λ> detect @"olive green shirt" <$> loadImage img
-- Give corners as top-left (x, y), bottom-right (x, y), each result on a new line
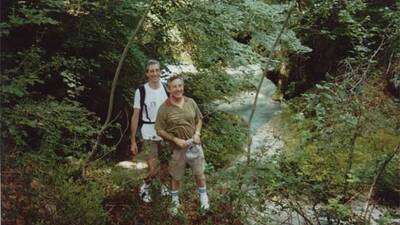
top-left (155, 97), bottom-right (202, 146)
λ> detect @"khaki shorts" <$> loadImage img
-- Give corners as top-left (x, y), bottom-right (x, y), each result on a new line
top-left (169, 147), bottom-right (206, 181)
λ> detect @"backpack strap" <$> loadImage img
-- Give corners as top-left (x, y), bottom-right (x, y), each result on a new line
top-left (137, 85), bottom-right (145, 133)
top-left (139, 85), bottom-right (153, 125)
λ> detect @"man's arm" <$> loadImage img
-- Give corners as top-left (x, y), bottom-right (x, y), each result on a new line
top-left (193, 119), bottom-right (202, 144)
top-left (156, 129), bottom-right (188, 149)
top-left (156, 129), bottom-right (175, 142)
top-left (192, 98), bottom-right (203, 144)
top-left (130, 108), bottom-right (140, 156)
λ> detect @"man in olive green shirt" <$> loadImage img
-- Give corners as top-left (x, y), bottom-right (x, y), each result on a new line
top-left (155, 76), bottom-right (210, 214)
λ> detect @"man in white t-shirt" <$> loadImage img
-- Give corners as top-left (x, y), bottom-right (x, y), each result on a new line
top-left (130, 59), bottom-right (169, 202)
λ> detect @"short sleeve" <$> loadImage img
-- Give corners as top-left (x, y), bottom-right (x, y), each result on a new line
top-left (192, 99), bottom-right (203, 122)
top-left (133, 88), bottom-right (140, 109)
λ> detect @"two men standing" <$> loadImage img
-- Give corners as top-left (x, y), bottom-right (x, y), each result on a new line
top-left (131, 60), bottom-right (209, 213)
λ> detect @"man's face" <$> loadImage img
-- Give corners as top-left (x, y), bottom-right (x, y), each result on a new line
top-left (146, 64), bottom-right (161, 83)
top-left (168, 78), bottom-right (184, 99)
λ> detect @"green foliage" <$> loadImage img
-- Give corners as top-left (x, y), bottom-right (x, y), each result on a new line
top-left (375, 152), bottom-right (400, 206)
top-left (2, 99), bottom-right (100, 158)
top-left (288, 79), bottom-right (398, 182)
top-left (323, 197), bottom-right (352, 221)
top-left (166, 1), bottom-right (309, 68)
top-left (6, 1), bottom-right (59, 27)
top-left (52, 180), bottom-right (108, 225)
top-left (202, 111), bottom-right (248, 169)
top-left (2, 0), bottom-right (153, 102)
top-left (89, 162), bottom-right (144, 196)
top-left (19, 155), bottom-right (109, 225)
top-left (279, 0), bottom-right (400, 97)
top-left (1, 0), bottom-right (153, 161)
top-left (1, 47), bottom-right (45, 101)
top-left (298, 0), bottom-right (391, 48)
top-left (272, 72), bottom-right (400, 223)
top-left (184, 69), bottom-right (247, 105)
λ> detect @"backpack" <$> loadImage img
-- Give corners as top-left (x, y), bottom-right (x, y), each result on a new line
top-left (136, 82), bottom-right (169, 140)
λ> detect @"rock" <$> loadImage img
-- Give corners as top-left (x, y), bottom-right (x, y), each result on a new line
top-left (116, 161), bottom-right (148, 170)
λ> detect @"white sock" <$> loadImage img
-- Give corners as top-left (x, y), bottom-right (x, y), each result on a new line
top-left (198, 187), bottom-right (207, 198)
top-left (171, 190), bottom-right (179, 205)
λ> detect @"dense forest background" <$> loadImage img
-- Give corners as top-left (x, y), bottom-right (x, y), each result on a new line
top-left (1, 0), bottom-right (399, 224)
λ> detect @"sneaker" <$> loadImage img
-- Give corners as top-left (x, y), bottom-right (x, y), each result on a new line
top-left (161, 184), bottom-right (170, 196)
top-left (139, 183), bottom-right (152, 203)
top-left (200, 194), bottom-right (210, 211)
top-left (169, 202), bottom-right (181, 216)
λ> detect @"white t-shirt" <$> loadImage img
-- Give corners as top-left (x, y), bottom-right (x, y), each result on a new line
top-left (133, 82), bottom-right (168, 140)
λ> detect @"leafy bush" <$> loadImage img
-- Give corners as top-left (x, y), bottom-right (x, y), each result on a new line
top-left (272, 72), bottom-right (400, 224)
top-left (21, 156), bottom-right (109, 225)
top-left (0, 152), bottom-right (109, 225)
top-left (52, 179), bottom-right (108, 225)
top-left (202, 111), bottom-right (248, 169)
top-left (184, 68), bottom-right (250, 105)
top-left (281, 0), bottom-right (400, 97)
top-left (2, 99), bottom-right (100, 159)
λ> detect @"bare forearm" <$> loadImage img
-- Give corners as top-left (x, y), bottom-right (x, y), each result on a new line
top-left (195, 119), bottom-right (202, 135)
top-left (157, 129), bottom-right (189, 149)
top-left (131, 109), bottom-right (140, 142)
top-left (157, 129), bottom-right (177, 142)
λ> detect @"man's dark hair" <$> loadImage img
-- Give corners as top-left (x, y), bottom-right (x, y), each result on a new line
top-left (145, 59), bottom-right (160, 72)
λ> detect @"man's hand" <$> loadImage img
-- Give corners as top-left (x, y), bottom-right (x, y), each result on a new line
top-left (174, 137), bottom-right (188, 149)
top-left (193, 133), bottom-right (201, 144)
top-left (130, 141), bottom-right (138, 157)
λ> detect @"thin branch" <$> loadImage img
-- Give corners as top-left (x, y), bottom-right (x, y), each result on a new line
top-left (94, 110), bottom-right (130, 162)
top-left (345, 191), bottom-right (361, 204)
top-left (385, 52), bottom-right (394, 75)
top-left (287, 198), bottom-right (314, 225)
top-left (246, 2), bottom-right (296, 164)
top-left (351, 38), bottom-right (386, 92)
top-left (85, 111), bottom-right (122, 162)
top-left (343, 110), bottom-right (363, 197)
